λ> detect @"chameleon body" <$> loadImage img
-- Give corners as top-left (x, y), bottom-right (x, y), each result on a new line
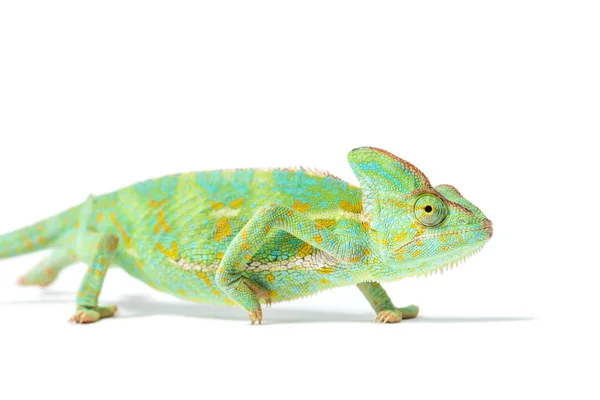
top-left (0, 147), bottom-right (492, 324)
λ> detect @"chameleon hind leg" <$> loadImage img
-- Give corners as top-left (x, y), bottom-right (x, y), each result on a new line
top-left (69, 232), bottom-right (119, 324)
top-left (17, 248), bottom-right (78, 287)
top-left (357, 282), bottom-right (419, 323)
top-left (216, 203), bottom-right (345, 324)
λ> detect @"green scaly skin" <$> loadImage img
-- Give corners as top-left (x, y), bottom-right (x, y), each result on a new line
top-left (0, 147), bottom-right (492, 324)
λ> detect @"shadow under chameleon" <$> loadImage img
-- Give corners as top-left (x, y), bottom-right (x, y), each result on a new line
top-left (0, 290), bottom-right (535, 324)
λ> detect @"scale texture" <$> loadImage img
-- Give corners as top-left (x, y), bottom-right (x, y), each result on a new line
top-left (0, 147), bottom-right (492, 324)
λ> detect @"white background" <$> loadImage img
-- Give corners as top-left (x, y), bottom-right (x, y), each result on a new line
top-left (0, 1), bottom-right (598, 399)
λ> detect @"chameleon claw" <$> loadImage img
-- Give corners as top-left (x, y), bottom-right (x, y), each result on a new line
top-left (375, 310), bottom-right (402, 324)
top-left (249, 308), bottom-right (263, 325)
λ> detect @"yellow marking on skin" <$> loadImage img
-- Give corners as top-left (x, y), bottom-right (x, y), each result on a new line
top-left (24, 236), bottom-right (34, 250)
top-left (211, 289), bottom-right (222, 297)
top-left (320, 278), bottom-right (330, 284)
top-left (441, 246), bottom-right (450, 251)
top-left (229, 197), bottom-right (244, 209)
top-left (221, 277), bottom-right (229, 283)
top-left (340, 200), bottom-right (362, 213)
top-left (150, 199), bottom-right (167, 208)
top-left (415, 240), bottom-right (423, 246)
top-left (210, 201), bottom-right (225, 210)
top-left (315, 219), bottom-right (336, 230)
top-left (318, 267), bottom-right (334, 274)
top-left (415, 228), bottom-right (425, 237)
top-left (265, 225), bottom-right (271, 234)
top-left (87, 266), bottom-right (93, 273)
top-left (286, 210), bottom-right (294, 217)
top-left (73, 221), bottom-right (80, 229)
top-left (154, 210), bottom-right (171, 234)
top-left (439, 235), bottom-right (446, 243)
top-left (291, 200), bottom-right (311, 212)
top-left (94, 270), bottom-right (104, 276)
top-left (224, 298), bottom-right (236, 305)
top-left (77, 291), bottom-right (86, 297)
top-left (241, 242), bottom-right (249, 251)
top-left (297, 242), bottom-right (313, 257)
top-left (363, 249), bottom-right (372, 255)
top-left (396, 248), bottom-right (406, 261)
top-left (64, 218), bottom-right (71, 226)
top-left (214, 217), bottom-right (232, 242)
top-left (361, 222), bottom-right (370, 231)
top-left (411, 221), bottom-right (419, 229)
top-left (245, 254), bottom-right (253, 261)
top-left (195, 271), bottom-right (213, 288)
top-left (99, 258), bottom-right (108, 267)
top-left (268, 290), bottom-right (278, 298)
top-left (314, 234), bottom-right (323, 244)
top-left (392, 232), bottom-right (407, 242)
top-left (265, 273), bottom-right (275, 283)
top-left (348, 256), bottom-right (361, 263)
top-left (242, 228), bottom-right (248, 239)
top-left (178, 289), bottom-right (188, 297)
top-left (110, 213), bottom-right (132, 248)
top-left (381, 238), bottom-right (389, 246)
top-left (216, 251), bottom-right (224, 261)
top-left (36, 236), bottom-right (45, 245)
top-left (156, 241), bottom-right (180, 260)
top-left (96, 212), bottom-right (103, 223)
top-left (412, 249), bottom-right (422, 258)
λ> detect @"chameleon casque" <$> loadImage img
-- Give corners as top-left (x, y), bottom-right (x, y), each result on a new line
top-left (0, 147), bottom-right (492, 324)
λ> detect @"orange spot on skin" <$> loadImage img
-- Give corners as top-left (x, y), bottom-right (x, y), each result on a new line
top-left (214, 218), bottom-right (232, 242)
top-left (348, 256), bottom-right (361, 263)
top-left (392, 232), bottom-right (407, 242)
top-left (415, 240), bottom-right (424, 246)
top-left (73, 221), bottom-right (80, 229)
top-left (94, 269), bottom-right (104, 276)
top-left (211, 289), bottom-right (222, 297)
top-left (291, 200), bottom-right (311, 212)
top-left (315, 219), bottom-right (336, 230)
top-left (381, 238), bottom-right (389, 246)
top-left (318, 267), bottom-right (334, 274)
top-left (241, 242), bottom-right (250, 251)
top-left (150, 199), bottom-right (167, 208)
top-left (242, 228), bottom-right (248, 239)
top-left (314, 234), bottom-right (323, 244)
top-left (96, 212), bottom-right (103, 223)
top-left (195, 271), bottom-right (213, 288)
top-left (265, 273), bottom-right (275, 283)
top-left (441, 246), bottom-right (449, 251)
top-left (363, 249), bottom-right (372, 255)
top-left (412, 249), bottom-right (422, 258)
top-left (286, 210), bottom-right (294, 217)
top-left (156, 241), bottom-right (180, 260)
top-left (224, 298), bottom-right (236, 305)
top-left (36, 236), bottom-right (45, 245)
top-left (216, 251), bottom-right (224, 261)
top-left (361, 222), bottom-right (371, 231)
top-left (178, 289), bottom-right (188, 297)
top-left (154, 210), bottom-right (171, 234)
top-left (245, 254), bottom-right (253, 261)
top-left (268, 290), bottom-right (278, 298)
top-left (340, 200), bottom-right (362, 213)
top-left (320, 278), bottom-right (330, 284)
top-left (265, 226), bottom-right (271, 234)
top-left (297, 242), bottom-right (313, 258)
top-left (229, 197), bottom-right (244, 209)
top-left (110, 213), bottom-right (132, 248)
top-left (210, 201), bottom-right (225, 210)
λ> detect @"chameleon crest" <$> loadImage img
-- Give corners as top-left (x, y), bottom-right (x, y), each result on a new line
top-left (0, 147), bottom-right (492, 324)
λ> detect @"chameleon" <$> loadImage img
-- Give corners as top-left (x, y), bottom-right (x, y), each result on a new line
top-left (0, 147), bottom-right (492, 324)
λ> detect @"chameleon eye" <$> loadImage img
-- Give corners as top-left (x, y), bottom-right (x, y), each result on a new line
top-left (414, 194), bottom-right (447, 227)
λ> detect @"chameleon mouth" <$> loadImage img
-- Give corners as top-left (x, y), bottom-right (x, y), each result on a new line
top-left (397, 226), bottom-right (491, 251)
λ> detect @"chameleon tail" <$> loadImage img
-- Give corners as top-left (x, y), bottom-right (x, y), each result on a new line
top-left (0, 204), bottom-right (82, 260)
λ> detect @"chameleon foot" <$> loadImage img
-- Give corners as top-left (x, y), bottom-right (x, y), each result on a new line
top-left (248, 308), bottom-right (263, 325)
top-left (243, 278), bottom-right (272, 307)
top-left (16, 270), bottom-right (57, 288)
top-left (375, 305), bottom-right (419, 324)
top-left (68, 305), bottom-right (118, 324)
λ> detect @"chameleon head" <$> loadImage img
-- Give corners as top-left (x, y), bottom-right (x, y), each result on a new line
top-left (348, 147), bottom-right (493, 279)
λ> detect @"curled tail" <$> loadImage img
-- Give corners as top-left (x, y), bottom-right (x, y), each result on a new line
top-left (0, 204), bottom-right (83, 260)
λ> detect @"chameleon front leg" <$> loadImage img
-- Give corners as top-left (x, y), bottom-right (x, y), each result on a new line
top-left (69, 232), bottom-right (120, 324)
top-left (357, 282), bottom-right (419, 323)
top-left (216, 203), bottom-right (345, 324)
